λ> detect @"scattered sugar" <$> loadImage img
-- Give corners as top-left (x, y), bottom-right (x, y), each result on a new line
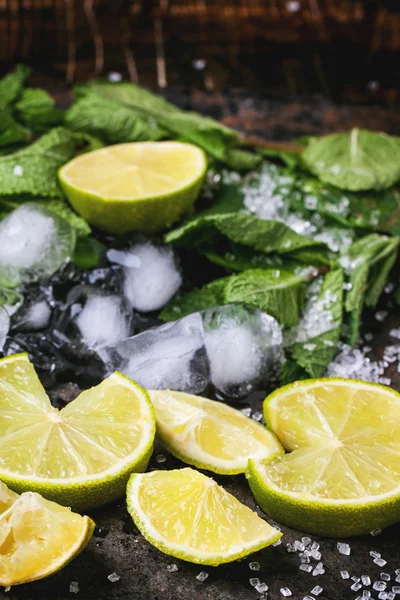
top-left (362, 592), bottom-right (371, 599)
top-left (337, 542), bottom-right (351, 555)
top-left (255, 583), bottom-right (268, 593)
top-left (381, 574), bottom-right (391, 581)
top-left (70, 582), bottom-right (79, 594)
top-left (196, 571), bottom-right (209, 582)
top-left (242, 407), bottom-right (252, 416)
top-left (107, 573), bottom-right (120, 583)
top-left (155, 454), bottom-right (167, 464)
top-left (326, 344), bottom-right (384, 382)
top-left (392, 586), bottom-right (400, 594)
top-left (351, 582), bottom-right (362, 591)
top-left (378, 593), bottom-right (388, 600)
top-left (249, 562), bottom-right (260, 571)
top-left (374, 582), bottom-right (387, 591)
top-left (299, 564), bottom-right (313, 573)
top-left (251, 410), bottom-right (263, 422)
top-left (390, 328), bottom-right (400, 340)
top-left (311, 585), bottom-right (323, 595)
top-left (166, 564), bottom-right (178, 572)
top-left (341, 571), bottom-right (350, 579)
top-left (280, 588), bottom-right (292, 597)
top-left (374, 558), bottom-right (387, 567)
top-left (362, 575), bottom-right (371, 586)
top-left (370, 551), bottom-right (381, 558)
top-left (370, 529), bottom-right (382, 540)
top-left (312, 562), bottom-right (325, 576)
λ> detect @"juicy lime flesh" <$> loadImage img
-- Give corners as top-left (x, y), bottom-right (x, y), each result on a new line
top-left (128, 468), bottom-right (281, 563)
top-left (263, 379), bottom-right (400, 501)
top-left (0, 354), bottom-right (153, 480)
top-left (149, 390), bottom-right (283, 472)
top-left (0, 483), bottom-right (92, 586)
top-left (60, 142), bottom-right (206, 200)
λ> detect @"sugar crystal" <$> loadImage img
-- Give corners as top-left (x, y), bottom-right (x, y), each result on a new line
top-left (250, 578), bottom-right (260, 587)
top-left (311, 585), bottom-right (323, 595)
top-left (196, 571), bottom-right (209, 582)
top-left (249, 562), bottom-right (260, 571)
top-left (280, 588), bottom-right (292, 597)
top-left (299, 564), bottom-right (313, 573)
top-left (374, 582), bottom-right (387, 591)
top-left (70, 582), bottom-right (79, 594)
top-left (337, 542), bottom-right (351, 555)
top-left (255, 583), bottom-right (268, 593)
top-left (107, 573), bottom-right (120, 583)
top-left (167, 564), bottom-right (178, 572)
top-left (374, 558), bottom-right (387, 567)
top-left (340, 571), bottom-right (350, 579)
top-left (361, 575), bottom-right (371, 586)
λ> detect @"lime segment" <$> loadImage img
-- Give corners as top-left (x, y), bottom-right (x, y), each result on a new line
top-left (0, 354), bottom-right (156, 510)
top-left (58, 141), bottom-right (207, 234)
top-left (0, 481), bottom-right (94, 587)
top-left (127, 468), bottom-right (282, 565)
top-left (149, 390), bottom-right (283, 474)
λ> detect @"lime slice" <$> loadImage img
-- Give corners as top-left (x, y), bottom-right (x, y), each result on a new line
top-left (0, 480), bottom-right (94, 587)
top-left (58, 141), bottom-right (207, 234)
top-left (149, 390), bottom-right (283, 474)
top-left (127, 468), bottom-right (282, 565)
top-left (247, 378), bottom-right (400, 537)
top-left (0, 354), bottom-right (156, 511)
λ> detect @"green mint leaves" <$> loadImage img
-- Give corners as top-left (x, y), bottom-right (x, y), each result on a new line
top-left (301, 129), bottom-right (400, 192)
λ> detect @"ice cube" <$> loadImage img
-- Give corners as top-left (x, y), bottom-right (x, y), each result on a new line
top-left (0, 305), bottom-right (10, 351)
top-left (202, 305), bottom-right (283, 397)
top-left (0, 204), bottom-right (75, 286)
top-left (53, 286), bottom-right (132, 368)
top-left (12, 300), bottom-right (51, 332)
top-left (75, 295), bottom-right (131, 350)
top-left (108, 242), bottom-right (182, 312)
top-left (107, 313), bottom-right (209, 393)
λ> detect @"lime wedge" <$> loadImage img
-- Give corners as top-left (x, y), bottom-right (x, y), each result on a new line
top-left (58, 141), bottom-right (207, 234)
top-left (247, 378), bottom-right (400, 536)
top-left (149, 390), bottom-right (283, 474)
top-left (0, 354), bottom-right (156, 510)
top-left (127, 468), bottom-right (282, 565)
top-left (0, 480), bottom-right (94, 587)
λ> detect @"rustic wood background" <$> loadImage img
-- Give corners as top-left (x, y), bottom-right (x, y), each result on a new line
top-left (1, 0), bottom-right (400, 104)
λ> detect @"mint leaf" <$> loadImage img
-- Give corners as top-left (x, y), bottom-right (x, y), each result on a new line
top-left (160, 268), bottom-right (306, 327)
top-left (75, 81), bottom-right (252, 168)
top-left (257, 146), bottom-right (302, 169)
top-left (301, 129), bottom-right (400, 191)
top-left (215, 213), bottom-right (327, 255)
top-left (201, 241), bottom-right (303, 273)
top-left (0, 127), bottom-right (76, 199)
top-left (159, 278), bottom-right (227, 322)
top-left (0, 64), bottom-right (30, 107)
top-left (66, 94), bottom-right (166, 144)
top-left (341, 234), bottom-right (399, 344)
top-left (224, 269), bottom-right (306, 326)
top-left (14, 89), bottom-right (64, 133)
top-left (280, 359), bottom-right (309, 385)
top-left (289, 268), bottom-right (344, 377)
top-left (0, 107), bottom-right (29, 148)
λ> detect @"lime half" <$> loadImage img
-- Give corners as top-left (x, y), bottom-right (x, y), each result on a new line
top-left (127, 468), bottom-right (282, 565)
top-left (58, 141), bottom-right (207, 234)
top-left (247, 378), bottom-right (400, 537)
top-left (149, 390), bottom-right (283, 474)
top-left (0, 354), bottom-right (156, 511)
top-left (0, 480), bottom-right (94, 587)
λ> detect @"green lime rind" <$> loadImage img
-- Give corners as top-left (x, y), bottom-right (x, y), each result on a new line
top-left (246, 457), bottom-right (400, 537)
